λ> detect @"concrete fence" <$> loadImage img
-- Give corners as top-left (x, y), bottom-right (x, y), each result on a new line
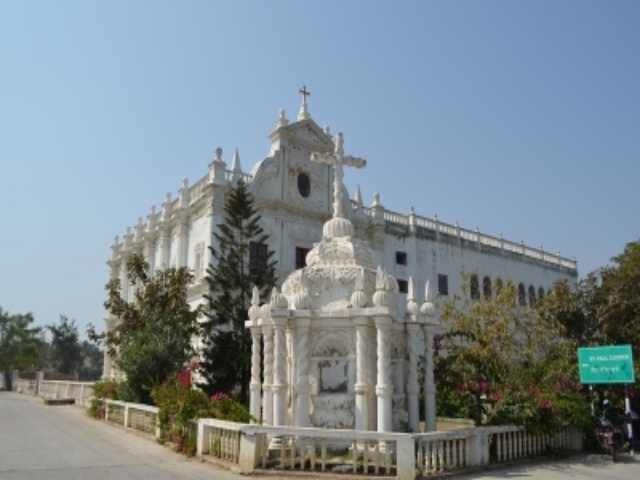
top-left (95, 398), bottom-right (582, 480)
top-left (11, 379), bottom-right (583, 479)
top-left (11, 371), bottom-right (94, 407)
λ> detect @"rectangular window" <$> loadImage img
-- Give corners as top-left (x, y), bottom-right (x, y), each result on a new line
top-left (249, 242), bottom-right (268, 279)
top-left (295, 247), bottom-right (310, 270)
top-left (438, 274), bottom-right (449, 296)
top-left (397, 279), bottom-right (408, 294)
top-left (395, 251), bottom-right (407, 265)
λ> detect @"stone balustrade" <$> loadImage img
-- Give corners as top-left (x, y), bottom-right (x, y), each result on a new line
top-left (12, 383), bottom-right (582, 479)
top-left (38, 381), bottom-right (95, 407)
top-left (102, 399), bottom-right (162, 438)
top-left (355, 202), bottom-right (577, 272)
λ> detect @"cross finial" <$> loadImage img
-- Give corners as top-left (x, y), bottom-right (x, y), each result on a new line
top-left (298, 85), bottom-right (311, 120)
top-left (299, 85), bottom-right (310, 103)
top-left (311, 132), bottom-right (366, 219)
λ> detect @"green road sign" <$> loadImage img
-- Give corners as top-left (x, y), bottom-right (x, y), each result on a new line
top-left (578, 345), bottom-right (635, 384)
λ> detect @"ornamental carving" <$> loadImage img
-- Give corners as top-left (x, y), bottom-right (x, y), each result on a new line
top-left (310, 394), bottom-right (355, 429)
top-left (390, 327), bottom-right (407, 359)
top-left (392, 394), bottom-right (409, 431)
top-left (310, 329), bottom-right (354, 357)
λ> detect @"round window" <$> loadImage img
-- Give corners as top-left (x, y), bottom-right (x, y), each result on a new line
top-left (297, 172), bottom-right (311, 198)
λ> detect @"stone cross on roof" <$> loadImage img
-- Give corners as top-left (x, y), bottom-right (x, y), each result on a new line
top-left (311, 132), bottom-right (366, 219)
top-left (298, 85), bottom-right (311, 120)
top-left (299, 85), bottom-right (310, 103)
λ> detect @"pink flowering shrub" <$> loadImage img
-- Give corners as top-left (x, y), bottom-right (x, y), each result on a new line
top-left (151, 369), bottom-right (252, 456)
top-left (434, 277), bottom-right (591, 433)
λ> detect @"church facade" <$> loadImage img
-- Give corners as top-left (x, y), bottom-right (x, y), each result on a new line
top-left (103, 93), bottom-right (578, 383)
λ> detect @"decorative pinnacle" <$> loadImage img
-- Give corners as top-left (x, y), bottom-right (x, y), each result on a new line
top-left (311, 132), bottom-right (366, 220)
top-left (248, 286), bottom-right (261, 324)
top-left (298, 85), bottom-right (310, 120)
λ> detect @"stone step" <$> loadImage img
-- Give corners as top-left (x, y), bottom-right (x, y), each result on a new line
top-left (43, 397), bottom-right (75, 406)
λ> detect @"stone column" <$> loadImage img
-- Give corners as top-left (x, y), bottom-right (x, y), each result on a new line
top-left (249, 325), bottom-right (262, 423)
top-left (294, 317), bottom-right (311, 427)
top-left (423, 323), bottom-right (436, 432)
top-left (354, 316), bottom-right (369, 431)
top-left (160, 228), bottom-right (171, 268)
top-left (421, 282), bottom-right (438, 432)
top-left (374, 316), bottom-right (393, 433)
top-left (406, 322), bottom-right (421, 433)
top-left (144, 239), bottom-right (156, 276)
top-left (262, 324), bottom-right (274, 426)
top-left (272, 317), bottom-right (287, 429)
top-left (178, 220), bottom-right (189, 267)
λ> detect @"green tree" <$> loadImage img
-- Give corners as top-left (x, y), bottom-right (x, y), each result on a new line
top-left (537, 240), bottom-right (640, 411)
top-left (199, 180), bottom-right (277, 405)
top-left (594, 241), bottom-right (640, 348)
top-left (46, 315), bottom-right (82, 376)
top-left (435, 277), bottom-right (589, 432)
top-left (0, 308), bottom-right (45, 390)
top-left (100, 254), bottom-right (203, 404)
top-left (78, 341), bottom-right (104, 381)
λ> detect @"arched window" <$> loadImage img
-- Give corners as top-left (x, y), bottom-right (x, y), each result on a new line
top-left (518, 283), bottom-right (526, 306)
top-left (538, 287), bottom-right (545, 300)
top-left (470, 274), bottom-right (480, 300)
top-left (495, 278), bottom-right (503, 296)
top-left (483, 276), bottom-right (492, 299)
top-left (528, 285), bottom-right (536, 307)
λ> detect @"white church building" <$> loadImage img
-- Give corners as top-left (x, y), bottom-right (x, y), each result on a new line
top-left (104, 91), bottom-right (578, 432)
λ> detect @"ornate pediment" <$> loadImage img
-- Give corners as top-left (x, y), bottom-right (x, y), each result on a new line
top-left (269, 117), bottom-right (334, 155)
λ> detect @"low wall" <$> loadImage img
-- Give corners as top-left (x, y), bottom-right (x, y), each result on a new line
top-left (11, 371), bottom-right (95, 407)
top-left (88, 398), bottom-right (583, 479)
top-left (12, 381), bottom-right (583, 480)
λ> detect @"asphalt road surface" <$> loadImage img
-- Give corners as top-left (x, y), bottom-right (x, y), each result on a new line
top-left (1, 391), bottom-right (637, 480)
top-left (456, 453), bottom-right (638, 479)
top-left (0, 391), bottom-right (240, 480)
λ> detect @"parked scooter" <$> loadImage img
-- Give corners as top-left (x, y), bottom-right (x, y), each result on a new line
top-left (594, 399), bottom-right (625, 462)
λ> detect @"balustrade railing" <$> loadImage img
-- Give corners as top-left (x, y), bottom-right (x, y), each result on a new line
top-left (11, 375), bottom-right (581, 479)
top-left (357, 205), bottom-right (577, 271)
top-left (102, 399), bottom-right (161, 438)
top-left (38, 381), bottom-right (94, 406)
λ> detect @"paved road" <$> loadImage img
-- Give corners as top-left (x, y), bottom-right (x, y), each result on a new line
top-left (0, 391), bottom-right (240, 480)
top-left (452, 452), bottom-right (638, 480)
top-left (1, 391), bottom-right (637, 479)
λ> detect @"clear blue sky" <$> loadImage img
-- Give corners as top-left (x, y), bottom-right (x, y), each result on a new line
top-left (1, 1), bottom-right (638, 338)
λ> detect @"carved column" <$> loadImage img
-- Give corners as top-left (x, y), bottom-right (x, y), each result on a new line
top-left (262, 324), bottom-right (274, 426)
top-left (421, 282), bottom-right (438, 432)
top-left (374, 316), bottom-right (393, 433)
top-left (249, 325), bottom-right (262, 423)
top-left (272, 316), bottom-right (288, 429)
top-left (174, 218), bottom-right (188, 268)
top-left (144, 239), bottom-right (156, 276)
top-left (406, 323), bottom-right (421, 432)
top-left (423, 323), bottom-right (437, 432)
top-left (160, 228), bottom-right (171, 268)
top-left (354, 316), bottom-right (369, 431)
top-left (295, 317), bottom-right (311, 427)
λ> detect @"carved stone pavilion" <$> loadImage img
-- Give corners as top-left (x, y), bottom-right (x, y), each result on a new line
top-left (245, 131), bottom-right (439, 434)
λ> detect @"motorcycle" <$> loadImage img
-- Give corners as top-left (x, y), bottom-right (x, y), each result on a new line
top-left (594, 400), bottom-right (625, 462)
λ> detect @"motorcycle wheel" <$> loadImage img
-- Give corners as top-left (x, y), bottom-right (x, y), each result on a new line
top-left (611, 445), bottom-right (618, 463)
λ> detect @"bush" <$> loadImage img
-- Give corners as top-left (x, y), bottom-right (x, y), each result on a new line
top-left (87, 378), bottom-right (122, 418)
top-left (151, 373), bottom-right (252, 456)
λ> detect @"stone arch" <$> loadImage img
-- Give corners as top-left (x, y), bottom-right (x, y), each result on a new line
top-left (528, 285), bottom-right (536, 307)
top-left (483, 276), bottom-right (492, 299)
top-left (518, 283), bottom-right (526, 306)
